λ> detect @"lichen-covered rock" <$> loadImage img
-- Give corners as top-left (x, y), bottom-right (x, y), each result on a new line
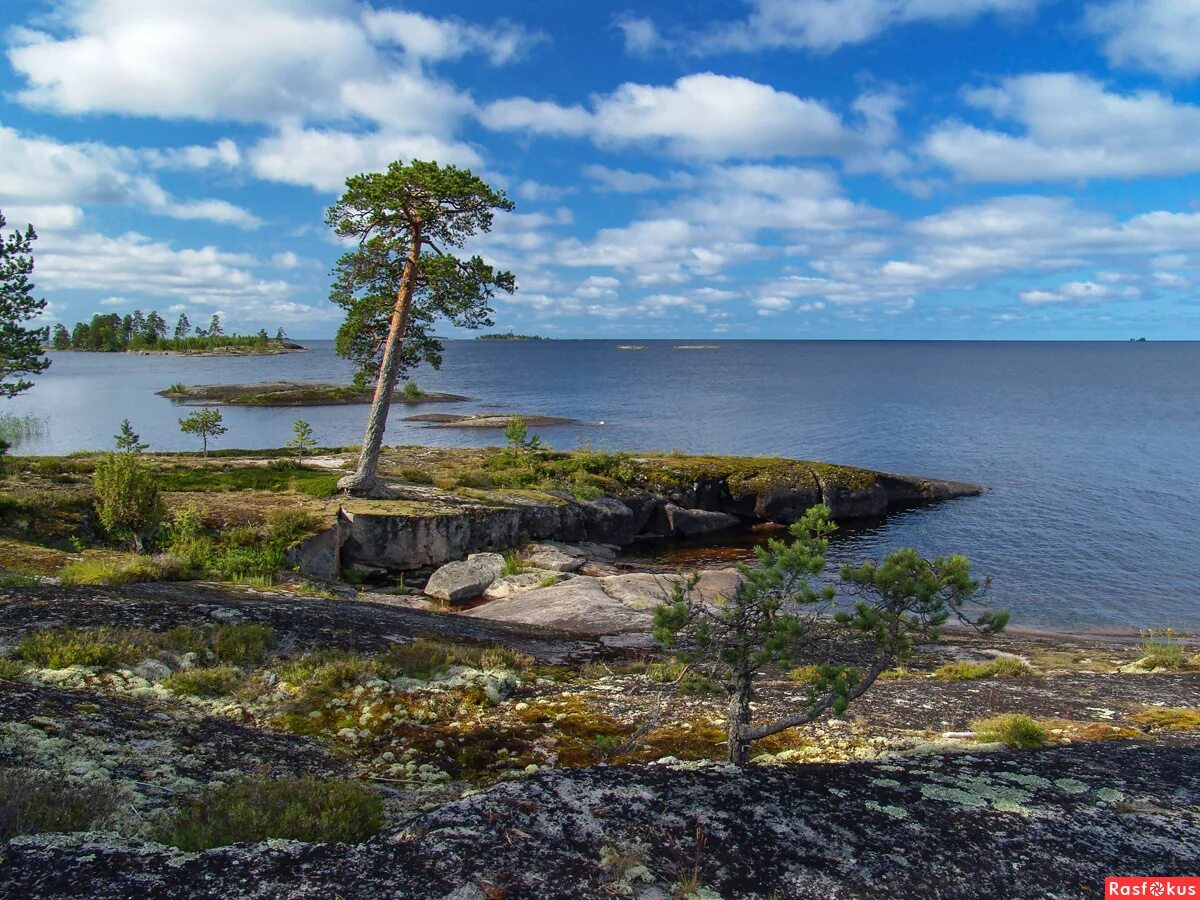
top-left (3, 741), bottom-right (1196, 899)
top-left (424, 553), bottom-right (505, 602)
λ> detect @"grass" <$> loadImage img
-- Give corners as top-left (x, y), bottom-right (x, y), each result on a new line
top-left (162, 666), bottom-right (243, 698)
top-left (0, 769), bottom-right (119, 840)
top-left (0, 569), bottom-right (41, 587)
top-left (164, 776), bottom-right (383, 850)
top-left (0, 413), bottom-right (45, 450)
top-left (501, 552), bottom-right (524, 576)
top-left (14, 626), bottom-right (158, 669)
top-left (1130, 707), bottom-right (1200, 732)
top-left (59, 552), bottom-right (184, 586)
top-left (935, 657), bottom-right (1036, 680)
top-left (0, 658), bottom-right (28, 679)
top-left (381, 639), bottom-right (534, 679)
top-left (971, 714), bottom-right (1048, 749)
top-left (1137, 628), bottom-right (1190, 669)
top-left (156, 460), bottom-right (339, 497)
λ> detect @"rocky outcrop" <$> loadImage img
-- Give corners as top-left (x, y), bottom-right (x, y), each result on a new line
top-left (302, 462), bottom-right (983, 577)
top-left (423, 553), bottom-right (506, 602)
top-left (5, 741), bottom-right (1197, 899)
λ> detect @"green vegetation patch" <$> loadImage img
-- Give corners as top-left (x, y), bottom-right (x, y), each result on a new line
top-left (1137, 628), bottom-right (1191, 669)
top-left (0, 769), bottom-right (120, 841)
top-left (972, 714), bottom-right (1048, 749)
top-left (156, 460), bottom-right (339, 497)
top-left (164, 776), bottom-right (384, 850)
top-left (1130, 707), bottom-right (1200, 732)
top-left (15, 626), bottom-right (159, 670)
top-left (162, 666), bottom-right (244, 698)
top-left (936, 657), bottom-right (1036, 680)
top-left (210, 624), bottom-right (275, 667)
top-left (59, 552), bottom-right (184, 586)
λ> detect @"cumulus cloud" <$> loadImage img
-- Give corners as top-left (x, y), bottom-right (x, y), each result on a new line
top-left (481, 73), bottom-right (851, 159)
top-left (678, 0), bottom-right (1038, 54)
top-left (1086, 0), bottom-right (1200, 78)
top-left (0, 126), bottom-right (260, 227)
top-left (925, 73), bottom-right (1200, 181)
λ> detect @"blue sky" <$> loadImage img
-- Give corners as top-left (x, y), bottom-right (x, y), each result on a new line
top-left (3, 0), bottom-right (1200, 339)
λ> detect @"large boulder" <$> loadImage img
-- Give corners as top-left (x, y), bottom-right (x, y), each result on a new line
top-left (664, 503), bottom-right (741, 537)
top-left (423, 552), bottom-right (505, 602)
top-left (523, 542), bottom-right (586, 572)
top-left (580, 498), bottom-right (636, 545)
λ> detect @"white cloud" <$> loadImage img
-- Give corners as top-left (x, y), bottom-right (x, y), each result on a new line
top-left (688, 0), bottom-right (1038, 54)
top-left (0, 126), bottom-right (260, 227)
top-left (1019, 280), bottom-right (1141, 304)
top-left (246, 124), bottom-right (482, 192)
top-left (925, 73), bottom-right (1200, 181)
top-left (753, 296), bottom-right (793, 315)
top-left (614, 15), bottom-right (668, 56)
top-left (481, 73), bottom-right (850, 159)
top-left (583, 165), bottom-right (697, 193)
top-left (143, 139), bottom-right (241, 171)
top-left (1086, 0), bottom-right (1200, 78)
top-left (363, 9), bottom-right (542, 65)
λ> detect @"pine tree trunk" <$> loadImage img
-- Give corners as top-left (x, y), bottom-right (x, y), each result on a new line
top-left (339, 223), bottom-right (422, 498)
top-left (727, 670), bottom-right (754, 766)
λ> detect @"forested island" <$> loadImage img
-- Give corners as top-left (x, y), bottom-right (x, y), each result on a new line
top-left (50, 311), bottom-right (302, 355)
top-left (475, 331), bottom-right (547, 341)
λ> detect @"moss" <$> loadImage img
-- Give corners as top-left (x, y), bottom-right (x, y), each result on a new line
top-left (15, 626), bottom-right (158, 669)
top-left (971, 714), bottom-right (1048, 749)
top-left (0, 769), bottom-right (120, 840)
top-left (163, 776), bottom-right (383, 850)
top-left (1129, 707), bottom-right (1200, 732)
top-left (936, 658), bottom-right (1036, 680)
top-left (0, 538), bottom-right (70, 575)
top-left (162, 666), bottom-right (243, 698)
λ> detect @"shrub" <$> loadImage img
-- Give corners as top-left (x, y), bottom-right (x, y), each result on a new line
top-left (212, 546), bottom-right (283, 580)
top-left (92, 452), bottom-right (165, 543)
top-left (972, 714), bottom-right (1047, 749)
top-left (0, 658), bottom-right (27, 679)
top-left (935, 657), bottom-right (1035, 680)
top-left (164, 776), bottom-right (383, 850)
top-left (0, 769), bottom-right (119, 840)
top-left (162, 625), bottom-right (207, 654)
top-left (221, 525), bottom-right (260, 548)
top-left (163, 666), bottom-right (242, 698)
top-left (210, 623), bottom-right (274, 667)
top-left (266, 509), bottom-right (321, 545)
top-left (402, 380), bottom-right (422, 398)
top-left (15, 626), bottom-right (156, 669)
top-left (1137, 628), bottom-right (1188, 669)
top-left (381, 639), bottom-right (532, 679)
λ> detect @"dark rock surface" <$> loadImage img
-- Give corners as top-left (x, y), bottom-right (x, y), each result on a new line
top-left (4, 740), bottom-right (1197, 898)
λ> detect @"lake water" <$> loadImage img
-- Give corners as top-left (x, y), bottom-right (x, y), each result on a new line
top-left (6, 340), bottom-right (1199, 631)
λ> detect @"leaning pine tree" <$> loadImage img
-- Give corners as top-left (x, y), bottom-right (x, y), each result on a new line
top-left (326, 160), bottom-right (515, 497)
top-left (0, 210), bottom-right (50, 401)
top-left (654, 505), bottom-right (1009, 765)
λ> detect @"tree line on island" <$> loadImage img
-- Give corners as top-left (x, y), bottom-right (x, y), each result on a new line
top-left (49, 310), bottom-right (291, 353)
top-left (0, 164), bottom-right (1012, 768)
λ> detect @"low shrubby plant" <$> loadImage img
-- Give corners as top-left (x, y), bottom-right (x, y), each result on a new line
top-left (935, 657), bottom-right (1036, 680)
top-left (380, 638), bottom-right (533, 679)
top-left (971, 714), bottom-right (1048, 749)
top-left (59, 552), bottom-right (183, 586)
top-left (0, 769), bottom-right (119, 840)
top-left (210, 623), bottom-right (275, 667)
top-left (162, 666), bottom-right (243, 698)
top-left (92, 452), bottom-right (165, 547)
top-left (164, 776), bottom-right (383, 850)
top-left (1137, 628), bottom-right (1189, 669)
top-left (15, 626), bottom-right (157, 669)
top-left (0, 658), bottom-right (27, 679)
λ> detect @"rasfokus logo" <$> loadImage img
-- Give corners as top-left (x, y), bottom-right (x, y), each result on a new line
top-left (1107, 878), bottom-right (1200, 897)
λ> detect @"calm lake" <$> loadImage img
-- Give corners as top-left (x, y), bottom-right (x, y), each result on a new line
top-left (6, 339), bottom-right (1199, 631)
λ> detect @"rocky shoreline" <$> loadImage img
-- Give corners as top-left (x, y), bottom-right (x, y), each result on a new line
top-left (157, 381), bottom-right (469, 407)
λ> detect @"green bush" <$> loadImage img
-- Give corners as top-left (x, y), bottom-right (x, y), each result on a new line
top-left (266, 508), bottom-right (321, 544)
top-left (0, 658), bottom-right (27, 680)
top-left (0, 769), bottom-right (119, 840)
top-left (15, 627), bottom-right (156, 669)
top-left (210, 623), bottom-right (275, 667)
top-left (972, 714), bottom-right (1047, 749)
top-left (163, 666), bottom-right (242, 698)
top-left (936, 657), bottom-right (1035, 680)
top-left (164, 776), bottom-right (383, 850)
top-left (162, 625), bottom-right (207, 654)
top-left (380, 639), bottom-right (533, 679)
top-left (92, 452), bottom-right (165, 542)
top-left (1137, 628), bottom-right (1189, 669)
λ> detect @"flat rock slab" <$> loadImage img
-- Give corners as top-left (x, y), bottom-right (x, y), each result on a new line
top-left (462, 569), bottom-right (742, 635)
top-left (4, 740), bottom-right (1197, 898)
top-left (0, 584), bottom-right (600, 665)
top-left (404, 413), bottom-right (580, 427)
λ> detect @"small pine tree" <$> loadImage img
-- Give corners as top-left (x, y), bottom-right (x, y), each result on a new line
top-left (179, 407), bottom-right (227, 456)
top-left (503, 415), bottom-right (542, 453)
top-left (0, 211), bottom-right (50, 398)
top-left (653, 505), bottom-right (1008, 765)
top-left (174, 313), bottom-right (191, 341)
top-left (92, 452), bottom-right (165, 549)
top-left (51, 324), bottom-right (70, 350)
top-left (114, 419), bottom-right (149, 453)
top-left (287, 419), bottom-right (317, 460)
top-left (208, 313), bottom-right (223, 337)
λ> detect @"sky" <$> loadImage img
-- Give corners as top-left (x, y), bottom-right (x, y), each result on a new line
top-left (2, 0), bottom-right (1200, 340)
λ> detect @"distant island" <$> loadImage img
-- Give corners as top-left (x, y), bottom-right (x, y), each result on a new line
top-left (50, 311), bottom-right (303, 356)
top-left (475, 331), bottom-right (548, 341)
top-left (157, 381), bottom-right (467, 407)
